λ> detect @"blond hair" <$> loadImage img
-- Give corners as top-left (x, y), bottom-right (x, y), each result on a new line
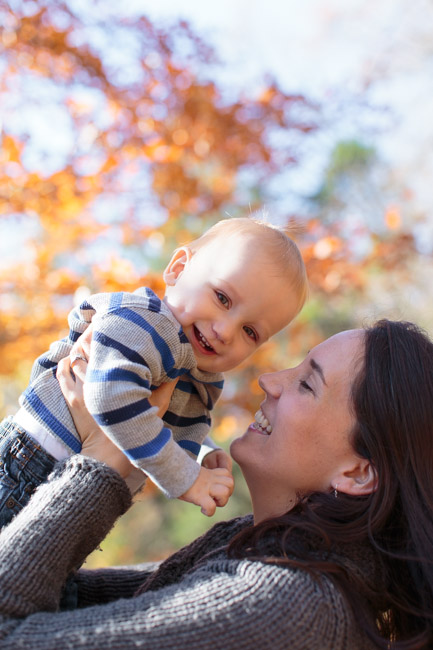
top-left (186, 217), bottom-right (308, 317)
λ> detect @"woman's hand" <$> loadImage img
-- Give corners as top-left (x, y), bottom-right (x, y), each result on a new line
top-left (149, 379), bottom-right (178, 417)
top-left (56, 330), bottom-right (178, 478)
top-left (57, 354), bottom-right (134, 478)
top-left (66, 326), bottom-right (178, 417)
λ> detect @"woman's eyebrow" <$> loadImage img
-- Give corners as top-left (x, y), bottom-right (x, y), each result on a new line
top-left (310, 358), bottom-right (327, 386)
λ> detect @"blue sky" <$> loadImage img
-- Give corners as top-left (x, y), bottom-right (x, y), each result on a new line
top-left (128, 0), bottom-right (433, 228)
top-left (2, 0), bottom-right (433, 329)
top-left (3, 0), bottom-right (433, 245)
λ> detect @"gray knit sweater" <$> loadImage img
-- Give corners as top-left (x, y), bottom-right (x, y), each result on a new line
top-left (0, 457), bottom-right (379, 649)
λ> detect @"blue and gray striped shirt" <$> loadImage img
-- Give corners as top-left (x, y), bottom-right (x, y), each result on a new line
top-left (19, 287), bottom-right (224, 497)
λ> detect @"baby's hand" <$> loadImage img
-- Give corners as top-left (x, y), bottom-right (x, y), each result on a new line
top-left (201, 448), bottom-right (233, 473)
top-left (179, 466), bottom-right (234, 517)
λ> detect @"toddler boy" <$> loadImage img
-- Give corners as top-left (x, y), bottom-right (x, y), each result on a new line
top-left (0, 217), bottom-right (307, 521)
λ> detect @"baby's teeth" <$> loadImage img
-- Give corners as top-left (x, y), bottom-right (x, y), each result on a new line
top-left (198, 331), bottom-right (213, 350)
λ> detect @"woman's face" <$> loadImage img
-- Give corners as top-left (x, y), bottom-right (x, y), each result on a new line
top-left (230, 329), bottom-right (365, 520)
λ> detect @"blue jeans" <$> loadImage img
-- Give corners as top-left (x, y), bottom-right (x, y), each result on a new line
top-left (0, 416), bottom-right (56, 524)
top-left (0, 416), bottom-right (78, 609)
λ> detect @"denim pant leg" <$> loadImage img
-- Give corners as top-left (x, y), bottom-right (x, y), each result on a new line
top-left (0, 417), bottom-right (78, 610)
top-left (0, 416), bottom-right (56, 528)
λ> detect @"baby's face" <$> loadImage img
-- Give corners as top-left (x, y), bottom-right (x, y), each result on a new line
top-left (164, 235), bottom-right (300, 373)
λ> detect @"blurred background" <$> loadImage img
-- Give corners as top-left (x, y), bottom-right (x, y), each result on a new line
top-left (1, 0), bottom-right (432, 566)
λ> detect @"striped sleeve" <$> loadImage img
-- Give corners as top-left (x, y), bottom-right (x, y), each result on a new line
top-left (83, 305), bottom-right (200, 498)
top-left (29, 303), bottom-right (94, 383)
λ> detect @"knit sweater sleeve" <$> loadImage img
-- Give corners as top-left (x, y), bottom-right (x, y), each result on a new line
top-left (83, 305), bottom-right (201, 498)
top-left (0, 556), bottom-right (370, 649)
top-left (0, 456), bottom-right (131, 618)
top-left (74, 517), bottom-right (252, 606)
top-left (74, 564), bottom-right (159, 606)
top-left (0, 458), bottom-right (373, 650)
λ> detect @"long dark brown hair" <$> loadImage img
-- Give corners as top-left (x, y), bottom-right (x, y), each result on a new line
top-left (228, 320), bottom-right (433, 648)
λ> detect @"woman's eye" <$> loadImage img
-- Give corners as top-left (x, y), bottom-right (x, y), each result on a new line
top-left (216, 291), bottom-right (230, 308)
top-left (243, 325), bottom-right (258, 341)
top-left (299, 379), bottom-right (313, 393)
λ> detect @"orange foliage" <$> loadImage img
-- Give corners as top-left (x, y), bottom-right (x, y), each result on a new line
top-left (0, 1), bottom-right (319, 384)
top-left (0, 0), bottom-right (417, 415)
top-left (385, 205), bottom-right (402, 230)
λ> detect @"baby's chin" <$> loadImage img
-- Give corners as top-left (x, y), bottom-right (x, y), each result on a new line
top-left (194, 354), bottom-right (226, 373)
top-left (195, 357), bottom-right (243, 374)
top-left (195, 360), bottom-right (224, 373)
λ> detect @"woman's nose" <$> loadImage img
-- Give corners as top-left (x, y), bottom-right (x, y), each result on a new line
top-left (258, 371), bottom-right (285, 399)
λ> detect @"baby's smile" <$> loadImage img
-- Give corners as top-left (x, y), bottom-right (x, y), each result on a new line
top-left (193, 325), bottom-right (216, 354)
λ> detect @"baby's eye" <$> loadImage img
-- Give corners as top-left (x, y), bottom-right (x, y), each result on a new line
top-left (215, 291), bottom-right (230, 308)
top-left (243, 325), bottom-right (258, 341)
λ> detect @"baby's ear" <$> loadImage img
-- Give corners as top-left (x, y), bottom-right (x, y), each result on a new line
top-left (163, 247), bottom-right (192, 286)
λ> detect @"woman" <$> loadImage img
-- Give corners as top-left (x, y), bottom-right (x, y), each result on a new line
top-left (0, 319), bottom-right (432, 648)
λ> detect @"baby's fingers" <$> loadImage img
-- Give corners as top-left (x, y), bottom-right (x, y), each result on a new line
top-left (202, 449), bottom-right (233, 472)
top-left (211, 469), bottom-right (234, 494)
top-left (212, 491), bottom-right (230, 508)
top-left (210, 477), bottom-right (235, 507)
top-left (211, 467), bottom-right (233, 480)
top-left (200, 496), bottom-right (217, 517)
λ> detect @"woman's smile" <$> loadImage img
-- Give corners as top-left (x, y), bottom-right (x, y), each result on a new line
top-left (231, 330), bottom-right (366, 522)
top-left (253, 408), bottom-right (273, 435)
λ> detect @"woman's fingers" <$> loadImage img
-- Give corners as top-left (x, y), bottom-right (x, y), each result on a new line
top-left (65, 331), bottom-right (177, 415)
top-left (57, 357), bottom-right (84, 406)
top-left (149, 379), bottom-right (178, 417)
top-left (69, 354), bottom-right (87, 382)
top-left (56, 357), bottom-right (95, 446)
top-left (73, 325), bottom-right (93, 360)
top-left (57, 356), bottom-right (134, 478)
top-left (69, 330), bottom-right (91, 382)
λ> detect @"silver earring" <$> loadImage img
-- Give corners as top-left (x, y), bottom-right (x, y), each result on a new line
top-left (334, 485), bottom-right (338, 498)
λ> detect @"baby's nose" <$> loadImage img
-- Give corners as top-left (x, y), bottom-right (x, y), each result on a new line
top-left (213, 319), bottom-right (235, 344)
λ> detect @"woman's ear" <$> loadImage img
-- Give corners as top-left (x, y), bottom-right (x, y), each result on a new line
top-left (332, 459), bottom-right (377, 496)
top-left (163, 247), bottom-right (192, 286)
